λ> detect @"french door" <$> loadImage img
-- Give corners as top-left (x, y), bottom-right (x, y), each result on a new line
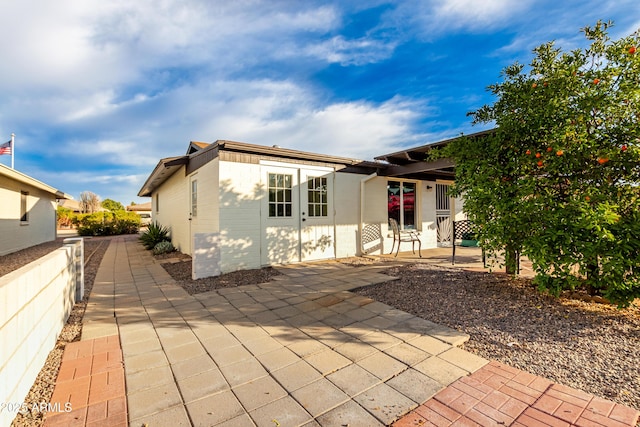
top-left (260, 163), bottom-right (335, 265)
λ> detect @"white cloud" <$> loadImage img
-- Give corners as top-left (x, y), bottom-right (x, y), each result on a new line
top-left (138, 78), bottom-right (430, 161)
top-left (379, 0), bottom-right (533, 40)
top-left (0, 1), bottom-right (343, 93)
top-left (304, 35), bottom-right (397, 65)
top-left (433, 0), bottom-right (530, 28)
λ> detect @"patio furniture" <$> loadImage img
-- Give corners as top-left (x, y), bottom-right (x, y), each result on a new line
top-left (361, 223), bottom-right (383, 255)
top-left (389, 218), bottom-right (422, 257)
top-left (452, 219), bottom-right (486, 266)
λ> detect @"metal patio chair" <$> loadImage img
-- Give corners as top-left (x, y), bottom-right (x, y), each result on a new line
top-left (389, 218), bottom-right (422, 257)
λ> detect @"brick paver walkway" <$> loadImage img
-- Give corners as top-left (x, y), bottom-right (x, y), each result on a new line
top-left (393, 361), bottom-right (639, 427)
top-left (45, 335), bottom-right (126, 427)
top-left (42, 236), bottom-right (639, 426)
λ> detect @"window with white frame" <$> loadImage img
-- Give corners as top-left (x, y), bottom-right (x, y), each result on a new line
top-left (387, 181), bottom-right (416, 229)
top-left (307, 177), bottom-right (327, 217)
top-left (191, 180), bottom-right (197, 217)
top-left (268, 173), bottom-right (292, 217)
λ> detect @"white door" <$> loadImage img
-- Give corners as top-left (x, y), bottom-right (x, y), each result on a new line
top-left (260, 163), bottom-right (335, 265)
top-left (300, 169), bottom-right (335, 262)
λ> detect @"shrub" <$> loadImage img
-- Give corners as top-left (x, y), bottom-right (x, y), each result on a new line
top-left (153, 241), bottom-right (175, 255)
top-left (57, 206), bottom-right (76, 228)
top-left (140, 222), bottom-right (171, 250)
top-left (75, 211), bottom-right (141, 236)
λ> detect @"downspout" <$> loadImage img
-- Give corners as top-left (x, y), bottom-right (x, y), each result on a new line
top-left (359, 172), bottom-right (378, 255)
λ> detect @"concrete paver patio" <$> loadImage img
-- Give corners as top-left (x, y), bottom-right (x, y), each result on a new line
top-left (45, 236), bottom-right (639, 427)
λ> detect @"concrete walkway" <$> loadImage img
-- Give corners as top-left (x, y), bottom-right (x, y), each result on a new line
top-left (47, 236), bottom-right (639, 426)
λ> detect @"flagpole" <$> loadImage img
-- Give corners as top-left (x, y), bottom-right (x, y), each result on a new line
top-left (11, 133), bottom-right (15, 169)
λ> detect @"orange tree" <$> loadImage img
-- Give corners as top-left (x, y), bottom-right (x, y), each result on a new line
top-left (447, 21), bottom-right (640, 306)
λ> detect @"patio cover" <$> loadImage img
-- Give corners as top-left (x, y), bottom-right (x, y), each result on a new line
top-left (375, 129), bottom-right (495, 180)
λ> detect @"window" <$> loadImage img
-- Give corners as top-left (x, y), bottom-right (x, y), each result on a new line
top-left (387, 181), bottom-right (416, 229)
top-left (20, 191), bottom-right (29, 222)
top-left (307, 177), bottom-right (327, 217)
top-left (268, 173), bottom-right (292, 217)
top-left (191, 180), bottom-right (197, 217)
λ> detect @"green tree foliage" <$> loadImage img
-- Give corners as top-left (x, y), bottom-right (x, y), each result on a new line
top-left (74, 211), bottom-right (140, 236)
top-left (448, 21), bottom-right (640, 306)
top-left (101, 198), bottom-right (125, 211)
top-left (56, 206), bottom-right (75, 228)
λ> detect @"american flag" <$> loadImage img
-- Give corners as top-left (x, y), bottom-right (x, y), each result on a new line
top-left (0, 140), bottom-right (11, 155)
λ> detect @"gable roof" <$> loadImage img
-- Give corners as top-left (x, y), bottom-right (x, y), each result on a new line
top-left (0, 163), bottom-right (70, 199)
top-left (138, 140), bottom-right (381, 197)
top-left (187, 141), bottom-right (210, 154)
top-left (138, 130), bottom-right (497, 197)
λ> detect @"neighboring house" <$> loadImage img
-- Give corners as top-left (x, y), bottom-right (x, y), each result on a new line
top-left (58, 198), bottom-right (82, 213)
top-left (126, 202), bottom-right (152, 225)
top-left (138, 137), bottom-right (469, 278)
top-left (58, 198), bottom-right (109, 213)
top-left (0, 164), bottom-right (70, 256)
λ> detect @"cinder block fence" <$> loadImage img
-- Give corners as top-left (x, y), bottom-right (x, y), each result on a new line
top-left (0, 239), bottom-right (84, 427)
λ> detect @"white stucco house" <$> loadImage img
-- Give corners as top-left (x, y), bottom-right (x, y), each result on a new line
top-left (0, 164), bottom-right (69, 256)
top-left (138, 136), bottom-right (472, 278)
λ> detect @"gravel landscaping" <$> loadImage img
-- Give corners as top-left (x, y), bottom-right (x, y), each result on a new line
top-left (159, 255), bottom-right (282, 294)
top-left (0, 240), bottom-right (65, 277)
top-left (4, 236), bottom-right (112, 427)
top-left (353, 263), bottom-right (640, 412)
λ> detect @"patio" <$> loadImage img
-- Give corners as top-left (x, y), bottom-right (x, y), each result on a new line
top-left (376, 245), bottom-right (535, 278)
top-left (42, 237), bottom-right (638, 427)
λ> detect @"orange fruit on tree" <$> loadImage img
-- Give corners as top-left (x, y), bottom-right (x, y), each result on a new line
top-left (630, 46), bottom-right (637, 54)
top-left (535, 152), bottom-right (541, 158)
top-left (593, 78), bottom-right (600, 84)
top-left (556, 150), bottom-right (563, 156)
top-left (526, 149), bottom-right (531, 155)
top-left (532, 83), bottom-right (538, 88)
top-left (547, 147), bottom-right (553, 152)
top-left (537, 160), bottom-right (543, 167)
top-left (598, 157), bottom-right (609, 164)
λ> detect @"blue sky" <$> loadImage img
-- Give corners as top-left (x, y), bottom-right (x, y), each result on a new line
top-left (0, 1), bottom-right (638, 205)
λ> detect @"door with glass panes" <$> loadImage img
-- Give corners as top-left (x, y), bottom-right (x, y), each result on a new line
top-left (299, 169), bottom-right (334, 261)
top-left (387, 180), bottom-right (417, 230)
top-left (260, 164), bottom-right (335, 265)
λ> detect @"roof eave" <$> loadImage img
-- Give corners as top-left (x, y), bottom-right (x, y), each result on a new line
top-left (375, 128), bottom-right (496, 164)
top-left (0, 163), bottom-right (68, 198)
top-left (137, 156), bottom-right (189, 197)
top-left (217, 140), bottom-right (365, 165)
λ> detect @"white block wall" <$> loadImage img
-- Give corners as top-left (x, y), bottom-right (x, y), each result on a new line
top-left (217, 161), bottom-right (262, 272)
top-left (153, 165), bottom-right (192, 254)
top-left (0, 176), bottom-right (57, 256)
top-left (334, 173), bottom-right (371, 258)
top-left (0, 242), bottom-right (80, 427)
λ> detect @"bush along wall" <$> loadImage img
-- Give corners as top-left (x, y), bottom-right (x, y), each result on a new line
top-left (74, 211), bottom-right (141, 236)
top-left (139, 222), bottom-right (171, 250)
